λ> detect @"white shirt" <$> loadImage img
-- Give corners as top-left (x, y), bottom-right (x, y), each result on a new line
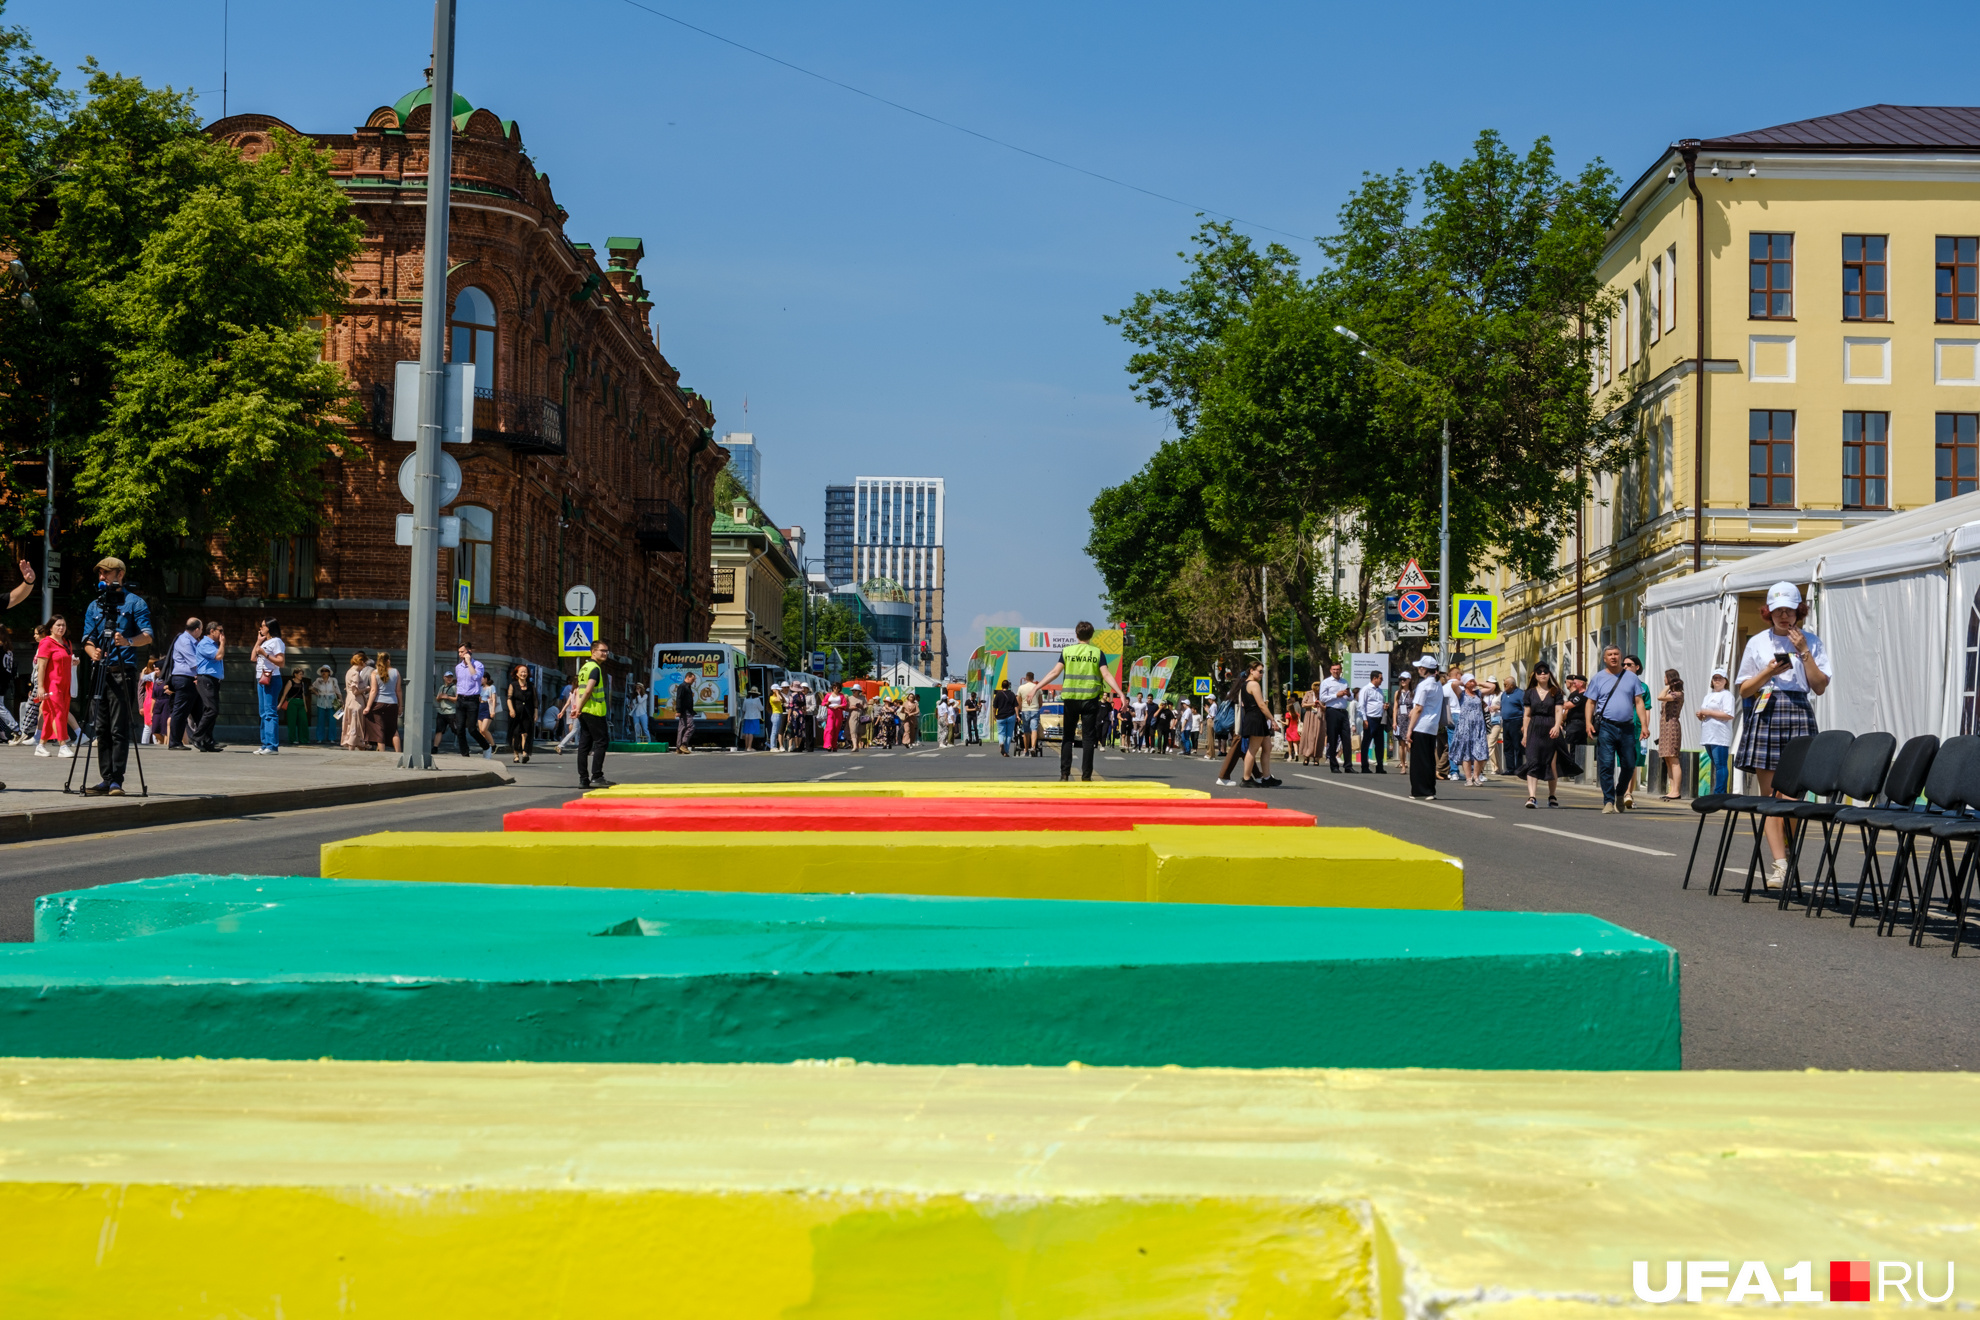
top-left (1358, 682), bottom-right (1387, 720)
top-left (1410, 677), bottom-right (1446, 734)
top-left (1318, 676), bottom-right (1350, 709)
top-left (1698, 689), bottom-right (1736, 747)
top-left (1737, 627), bottom-right (1829, 694)
top-left (256, 636), bottom-right (285, 680)
top-left (742, 696), bottom-right (763, 720)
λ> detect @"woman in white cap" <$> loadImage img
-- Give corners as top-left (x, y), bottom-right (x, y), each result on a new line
top-left (1736, 580), bottom-right (1831, 885)
top-left (1406, 654), bottom-right (1447, 800)
top-left (1696, 668), bottom-right (1736, 795)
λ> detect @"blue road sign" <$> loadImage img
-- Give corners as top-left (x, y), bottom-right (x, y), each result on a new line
top-left (557, 615), bottom-right (598, 656)
top-left (1397, 591), bottom-right (1430, 623)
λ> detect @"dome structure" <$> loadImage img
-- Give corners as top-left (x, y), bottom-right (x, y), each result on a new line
top-left (859, 577), bottom-right (910, 603)
top-left (392, 85), bottom-right (475, 129)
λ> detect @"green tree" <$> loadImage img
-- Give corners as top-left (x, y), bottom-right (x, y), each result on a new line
top-left (2, 63), bottom-right (361, 574)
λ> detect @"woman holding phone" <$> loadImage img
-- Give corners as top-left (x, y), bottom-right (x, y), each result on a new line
top-left (1736, 581), bottom-right (1831, 888)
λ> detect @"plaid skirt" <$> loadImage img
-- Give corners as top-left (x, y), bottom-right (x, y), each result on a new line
top-left (1734, 691), bottom-right (1815, 772)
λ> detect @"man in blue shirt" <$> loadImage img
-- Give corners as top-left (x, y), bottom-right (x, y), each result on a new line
top-left (79, 557), bottom-right (154, 795)
top-left (451, 644), bottom-right (492, 757)
top-left (167, 618), bottom-right (204, 749)
top-left (192, 621), bottom-right (227, 752)
top-left (1497, 680), bottom-right (1526, 777)
top-left (1582, 645), bottom-right (1649, 813)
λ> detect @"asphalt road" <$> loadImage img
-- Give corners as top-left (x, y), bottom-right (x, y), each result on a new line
top-left (3, 740), bottom-right (1973, 1070)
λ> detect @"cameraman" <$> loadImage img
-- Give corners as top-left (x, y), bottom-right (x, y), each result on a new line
top-left (80, 556), bottom-right (153, 796)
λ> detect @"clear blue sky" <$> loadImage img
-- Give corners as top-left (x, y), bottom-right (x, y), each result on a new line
top-left (13, 0), bottom-right (1967, 666)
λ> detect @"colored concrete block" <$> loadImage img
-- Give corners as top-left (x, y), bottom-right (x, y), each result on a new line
top-left (321, 823), bottom-right (1464, 908)
top-left (12, 874), bottom-right (1676, 1068)
top-left (0, 1059), bottom-right (1965, 1318)
top-left (508, 798), bottom-right (1319, 832)
top-left (586, 779), bottom-right (1212, 800)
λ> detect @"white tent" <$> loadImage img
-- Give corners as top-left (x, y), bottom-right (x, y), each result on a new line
top-left (1644, 489), bottom-right (1980, 752)
top-left (879, 660), bottom-right (939, 690)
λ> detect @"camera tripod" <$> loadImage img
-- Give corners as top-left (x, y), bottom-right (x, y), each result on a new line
top-left (62, 643), bottom-right (149, 799)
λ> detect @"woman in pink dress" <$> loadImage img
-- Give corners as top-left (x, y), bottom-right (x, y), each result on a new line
top-left (34, 614), bottom-right (74, 756)
top-left (823, 689), bottom-right (845, 750)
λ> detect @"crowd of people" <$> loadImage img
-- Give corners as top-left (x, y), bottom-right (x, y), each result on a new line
top-left (719, 680), bottom-right (933, 753)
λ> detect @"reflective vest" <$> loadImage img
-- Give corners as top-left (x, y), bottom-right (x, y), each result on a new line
top-left (579, 660), bottom-right (608, 716)
top-left (1059, 642), bottom-right (1106, 701)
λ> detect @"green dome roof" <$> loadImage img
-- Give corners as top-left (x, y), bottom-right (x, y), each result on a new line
top-left (392, 86), bottom-right (474, 128)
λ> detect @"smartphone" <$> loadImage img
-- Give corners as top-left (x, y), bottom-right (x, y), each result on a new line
top-left (1775, 652), bottom-right (1793, 667)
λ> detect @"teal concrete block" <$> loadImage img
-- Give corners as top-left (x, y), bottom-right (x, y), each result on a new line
top-left (9, 876), bottom-right (1681, 1069)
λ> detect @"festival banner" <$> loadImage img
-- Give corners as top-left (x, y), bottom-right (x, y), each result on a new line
top-left (965, 646), bottom-right (986, 692)
top-left (983, 626), bottom-right (1020, 652)
top-left (1092, 628), bottom-right (1124, 685)
top-left (1149, 655), bottom-right (1179, 703)
top-left (983, 650), bottom-right (1009, 703)
top-left (1128, 655), bottom-right (1152, 696)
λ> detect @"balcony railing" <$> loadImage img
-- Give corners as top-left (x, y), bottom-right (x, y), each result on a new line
top-left (710, 567), bottom-right (736, 604)
top-left (472, 388), bottom-right (566, 456)
top-left (633, 498), bottom-right (688, 553)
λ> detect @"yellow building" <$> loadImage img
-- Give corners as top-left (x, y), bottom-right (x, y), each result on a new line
top-left (1485, 104), bottom-right (1980, 681)
top-left (708, 500), bottom-right (799, 665)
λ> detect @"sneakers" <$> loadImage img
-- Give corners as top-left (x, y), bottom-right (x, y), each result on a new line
top-left (253, 746), bottom-right (277, 755)
top-left (591, 778), bottom-right (615, 789)
top-left (1601, 802), bottom-right (1617, 814)
top-left (56, 742), bottom-right (74, 758)
top-left (106, 783), bottom-right (124, 797)
top-left (33, 744), bottom-right (50, 758)
top-left (1215, 777), bottom-right (1235, 786)
top-left (483, 747), bottom-right (495, 760)
top-left (83, 781), bottom-right (115, 797)
top-left (1767, 858), bottom-right (1789, 888)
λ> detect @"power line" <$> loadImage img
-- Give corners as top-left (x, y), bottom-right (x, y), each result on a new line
top-left (614, 0), bottom-right (1311, 244)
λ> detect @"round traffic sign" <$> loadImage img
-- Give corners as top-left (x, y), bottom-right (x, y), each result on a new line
top-left (564, 584), bottom-right (597, 616)
top-left (397, 451), bottom-right (462, 507)
top-left (1397, 590), bottom-right (1430, 622)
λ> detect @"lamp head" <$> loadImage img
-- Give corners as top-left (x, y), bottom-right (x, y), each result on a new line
top-left (1332, 325), bottom-right (1359, 342)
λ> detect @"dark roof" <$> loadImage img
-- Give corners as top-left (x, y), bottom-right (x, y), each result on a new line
top-left (1696, 104), bottom-right (1980, 153)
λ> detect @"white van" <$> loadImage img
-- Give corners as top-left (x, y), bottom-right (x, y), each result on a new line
top-left (649, 643), bottom-right (743, 746)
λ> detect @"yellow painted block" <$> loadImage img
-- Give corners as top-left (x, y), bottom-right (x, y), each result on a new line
top-left (320, 824), bottom-right (1463, 909)
top-left (2, 1058), bottom-right (1974, 1318)
top-left (586, 779), bottom-right (1211, 800)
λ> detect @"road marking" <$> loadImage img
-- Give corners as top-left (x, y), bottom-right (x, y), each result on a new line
top-left (1293, 772), bottom-right (1492, 819)
top-left (870, 753), bottom-right (894, 758)
top-left (966, 753), bottom-right (986, 758)
top-left (1513, 823), bottom-right (1674, 856)
top-left (810, 770), bottom-right (847, 782)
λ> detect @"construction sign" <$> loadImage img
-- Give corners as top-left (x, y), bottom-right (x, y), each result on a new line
top-left (1452, 594), bottom-right (1500, 640)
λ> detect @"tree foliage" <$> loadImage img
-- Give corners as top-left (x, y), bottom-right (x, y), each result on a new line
top-left (0, 36), bottom-right (361, 580)
top-left (1091, 131), bottom-right (1631, 673)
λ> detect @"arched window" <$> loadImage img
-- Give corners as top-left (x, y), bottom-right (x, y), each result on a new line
top-left (454, 504), bottom-right (494, 606)
top-left (449, 286), bottom-right (497, 391)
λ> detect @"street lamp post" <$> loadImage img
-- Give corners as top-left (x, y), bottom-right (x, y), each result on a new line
top-left (1334, 326), bottom-right (1451, 672)
top-left (10, 261), bottom-right (55, 623)
top-left (399, 0), bottom-right (459, 770)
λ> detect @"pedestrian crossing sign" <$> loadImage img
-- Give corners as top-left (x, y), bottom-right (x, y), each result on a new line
top-left (558, 615), bottom-right (599, 656)
top-left (1452, 593), bottom-right (1499, 640)
top-left (1194, 676), bottom-right (1213, 696)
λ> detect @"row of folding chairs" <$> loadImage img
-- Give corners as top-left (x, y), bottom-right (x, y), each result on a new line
top-left (1681, 730), bottom-right (1980, 953)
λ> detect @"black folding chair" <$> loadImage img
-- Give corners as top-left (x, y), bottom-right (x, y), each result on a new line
top-left (1704, 735), bottom-right (1814, 898)
top-left (1838, 736), bottom-right (1976, 935)
top-left (1786, 731), bottom-right (1896, 915)
top-left (1907, 747), bottom-right (1980, 947)
top-left (1833, 735), bottom-right (1939, 927)
top-left (1681, 782), bottom-right (1742, 890)
top-left (1743, 729), bottom-right (1855, 903)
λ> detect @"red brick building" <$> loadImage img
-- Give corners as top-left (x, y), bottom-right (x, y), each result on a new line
top-left (199, 83), bottom-right (722, 737)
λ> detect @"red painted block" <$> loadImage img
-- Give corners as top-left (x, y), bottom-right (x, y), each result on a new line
top-left (505, 801), bottom-right (1317, 834)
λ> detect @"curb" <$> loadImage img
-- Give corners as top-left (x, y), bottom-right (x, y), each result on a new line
top-left (0, 770), bottom-right (513, 844)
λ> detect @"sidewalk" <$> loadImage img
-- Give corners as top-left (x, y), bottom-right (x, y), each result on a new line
top-left (0, 741), bottom-right (510, 842)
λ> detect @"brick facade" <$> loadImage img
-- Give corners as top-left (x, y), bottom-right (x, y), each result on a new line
top-left (190, 86), bottom-right (721, 736)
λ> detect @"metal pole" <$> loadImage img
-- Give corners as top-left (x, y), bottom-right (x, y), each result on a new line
top-left (399, 0), bottom-right (456, 771)
top-left (1260, 564), bottom-right (1270, 716)
top-left (1438, 416), bottom-right (1450, 672)
top-left (41, 428), bottom-right (53, 624)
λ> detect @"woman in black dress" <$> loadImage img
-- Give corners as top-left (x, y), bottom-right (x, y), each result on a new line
top-left (1521, 661), bottom-right (1566, 808)
top-left (1240, 660), bottom-right (1280, 787)
top-left (506, 666), bottom-right (537, 764)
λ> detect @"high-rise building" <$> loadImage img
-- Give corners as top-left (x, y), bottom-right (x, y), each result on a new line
top-left (823, 484), bottom-right (855, 588)
top-left (851, 476), bottom-right (945, 676)
top-left (722, 433), bottom-right (761, 502)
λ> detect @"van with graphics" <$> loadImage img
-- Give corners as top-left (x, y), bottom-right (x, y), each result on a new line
top-left (650, 643), bottom-right (742, 747)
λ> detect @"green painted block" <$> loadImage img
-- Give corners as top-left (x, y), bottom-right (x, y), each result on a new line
top-left (9, 876), bottom-right (1680, 1069)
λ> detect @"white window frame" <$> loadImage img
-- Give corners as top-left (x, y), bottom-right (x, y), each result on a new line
top-left (1663, 244), bottom-right (1678, 335)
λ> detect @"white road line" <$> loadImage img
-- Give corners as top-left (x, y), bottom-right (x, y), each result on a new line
top-left (810, 770), bottom-right (847, 781)
top-left (1293, 772), bottom-right (1493, 819)
top-left (966, 753), bottom-right (986, 758)
top-left (1513, 822), bottom-right (1674, 856)
top-left (870, 753), bottom-right (894, 758)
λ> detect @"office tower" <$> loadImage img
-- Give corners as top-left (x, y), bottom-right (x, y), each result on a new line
top-left (823, 484), bottom-right (855, 589)
top-left (851, 476), bottom-right (945, 676)
top-left (722, 433), bottom-right (761, 502)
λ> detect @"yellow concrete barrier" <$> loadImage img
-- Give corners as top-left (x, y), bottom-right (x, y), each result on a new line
top-left (1, 1058), bottom-right (1971, 1318)
top-left (585, 779), bottom-right (1213, 800)
top-left (321, 823), bottom-right (1463, 909)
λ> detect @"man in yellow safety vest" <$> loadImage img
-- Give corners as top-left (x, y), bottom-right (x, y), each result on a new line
top-left (1036, 621), bottom-right (1126, 782)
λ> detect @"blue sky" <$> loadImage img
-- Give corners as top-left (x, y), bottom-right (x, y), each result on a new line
top-left (13, 0), bottom-right (1967, 667)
